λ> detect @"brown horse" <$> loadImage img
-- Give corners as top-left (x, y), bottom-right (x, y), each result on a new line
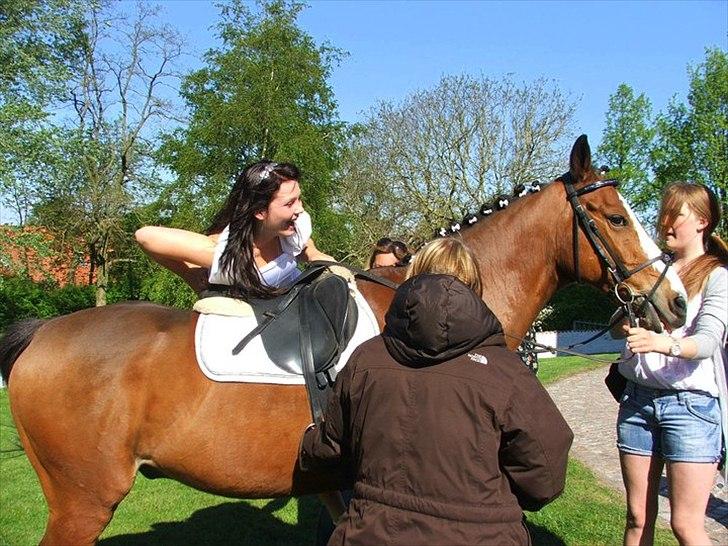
top-left (1, 136), bottom-right (686, 545)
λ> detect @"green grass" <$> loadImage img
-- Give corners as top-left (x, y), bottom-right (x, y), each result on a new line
top-left (1, 356), bottom-right (677, 545)
top-left (537, 352), bottom-right (618, 385)
top-left (526, 459), bottom-right (675, 546)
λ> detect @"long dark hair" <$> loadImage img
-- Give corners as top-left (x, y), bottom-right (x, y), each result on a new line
top-left (207, 160), bottom-right (301, 299)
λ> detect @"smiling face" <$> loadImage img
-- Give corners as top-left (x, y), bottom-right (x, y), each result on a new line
top-left (255, 179), bottom-right (304, 238)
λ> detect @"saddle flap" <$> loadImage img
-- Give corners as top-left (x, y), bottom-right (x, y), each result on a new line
top-left (248, 270), bottom-right (357, 373)
top-left (305, 273), bottom-right (359, 372)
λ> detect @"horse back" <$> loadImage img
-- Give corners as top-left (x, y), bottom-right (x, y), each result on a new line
top-left (355, 267), bottom-right (405, 328)
top-left (6, 302), bottom-right (199, 427)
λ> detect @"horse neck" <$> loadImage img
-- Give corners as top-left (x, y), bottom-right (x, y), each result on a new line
top-left (460, 183), bottom-right (572, 344)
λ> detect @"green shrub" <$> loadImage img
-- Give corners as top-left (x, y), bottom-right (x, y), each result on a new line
top-left (0, 276), bottom-right (95, 331)
top-left (540, 284), bottom-right (617, 331)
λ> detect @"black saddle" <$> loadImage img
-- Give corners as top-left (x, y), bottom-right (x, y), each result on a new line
top-left (209, 264), bottom-right (358, 423)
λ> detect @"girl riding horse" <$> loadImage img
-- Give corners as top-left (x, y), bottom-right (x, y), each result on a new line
top-left (135, 160), bottom-right (334, 296)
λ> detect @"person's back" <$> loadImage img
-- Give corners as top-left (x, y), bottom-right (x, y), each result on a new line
top-left (301, 273), bottom-right (573, 545)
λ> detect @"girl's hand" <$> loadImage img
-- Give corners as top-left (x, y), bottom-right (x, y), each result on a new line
top-left (626, 327), bottom-right (671, 354)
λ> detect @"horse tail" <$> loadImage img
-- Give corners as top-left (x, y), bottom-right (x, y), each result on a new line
top-left (0, 319), bottom-right (45, 384)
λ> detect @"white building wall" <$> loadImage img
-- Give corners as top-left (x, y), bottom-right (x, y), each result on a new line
top-left (535, 330), bottom-right (624, 358)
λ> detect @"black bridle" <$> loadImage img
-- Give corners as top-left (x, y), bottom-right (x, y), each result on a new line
top-left (512, 176), bottom-right (677, 365)
top-left (562, 175), bottom-right (673, 329)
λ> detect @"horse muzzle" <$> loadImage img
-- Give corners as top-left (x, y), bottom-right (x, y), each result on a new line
top-left (635, 292), bottom-right (687, 333)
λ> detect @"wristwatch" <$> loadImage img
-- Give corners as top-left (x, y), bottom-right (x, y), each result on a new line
top-left (669, 338), bottom-right (682, 357)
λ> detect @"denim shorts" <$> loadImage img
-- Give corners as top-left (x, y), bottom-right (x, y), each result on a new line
top-left (617, 381), bottom-right (722, 462)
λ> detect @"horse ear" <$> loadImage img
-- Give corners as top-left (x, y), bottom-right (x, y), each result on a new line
top-left (569, 134), bottom-right (593, 183)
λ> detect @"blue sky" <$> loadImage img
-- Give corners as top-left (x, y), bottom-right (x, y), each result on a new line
top-left (155, 0), bottom-right (727, 150)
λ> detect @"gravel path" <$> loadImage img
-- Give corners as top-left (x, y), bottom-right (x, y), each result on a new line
top-left (545, 366), bottom-right (728, 545)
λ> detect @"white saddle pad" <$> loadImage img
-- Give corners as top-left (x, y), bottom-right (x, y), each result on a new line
top-left (194, 288), bottom-right (380, 384)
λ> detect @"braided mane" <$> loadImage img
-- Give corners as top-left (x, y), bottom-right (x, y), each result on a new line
top-left (435, 181), bottom-right (548, 238)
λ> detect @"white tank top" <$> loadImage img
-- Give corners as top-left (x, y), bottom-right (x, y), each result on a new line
top-left (208, 211), bottom-right (312, 288)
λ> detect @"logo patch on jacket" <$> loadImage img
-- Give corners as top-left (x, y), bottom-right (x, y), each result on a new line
top-left (467, 353), bottom-right (488, 365)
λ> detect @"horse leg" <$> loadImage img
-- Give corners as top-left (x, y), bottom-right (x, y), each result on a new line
top-left (8, 327), bottom-right (141, 546)
top-left (15, 420), bottom-right (137, 546)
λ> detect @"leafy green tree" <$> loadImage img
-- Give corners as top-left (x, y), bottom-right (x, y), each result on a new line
top-left (157, 0), bottom-right (348, 256)
top-left (652, 48), bottom-right (727, 237)
top-left (0, 0), bottom-right (85, 225)
top-left (650, 101), bottom-right (693, 191)
top-left (540, 285), bottom-right (617, 332)
top-left (0, 275), bottom-right (95, 331)
top-left (596, 84), bottom-right (655, 215)
top-left (28, 2), bottom-right (185, 306)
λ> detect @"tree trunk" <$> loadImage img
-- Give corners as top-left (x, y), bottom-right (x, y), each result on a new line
top-left (95, 264), bottom-right (107, 306)
top-left (93, 238), bottom-right (109, 306)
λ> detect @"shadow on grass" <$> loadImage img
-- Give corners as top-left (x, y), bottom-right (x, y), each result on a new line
top-left (525, 521), bottom-right (567, 545)
top-left (99, 492), bottom-right (567, 546)
top-left (99, 496), bottom-right (320, 546)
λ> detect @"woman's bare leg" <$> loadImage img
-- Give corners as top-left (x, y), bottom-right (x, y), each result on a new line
top-left (620, 452), bottom-right (664, 546)
top-left (667, 461), bottom-right (717, 545)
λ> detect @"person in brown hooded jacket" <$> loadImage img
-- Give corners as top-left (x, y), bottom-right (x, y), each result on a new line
top-left (299, 239), bottom-right (573, 545)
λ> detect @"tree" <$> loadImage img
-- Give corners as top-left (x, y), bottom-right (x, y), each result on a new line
top-left (596, 84), bottom-right (655, 215)
top-left (157, 0), bottom-right (348, 254)
top-left (335, 74), bottom-right (576, 264)
top-left (31, 2), bottom-right (185, 306)
top-left (0, 0), bottom-right (86, 225)
top-left (652, 48), bottom-right (727, 237)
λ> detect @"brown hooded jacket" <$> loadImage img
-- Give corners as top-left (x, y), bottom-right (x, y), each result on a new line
top-left (300, 274), bottom-right (573, 545)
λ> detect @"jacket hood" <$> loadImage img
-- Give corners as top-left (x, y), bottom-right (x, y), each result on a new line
top-left (382, 274), bottom-right (505, 366)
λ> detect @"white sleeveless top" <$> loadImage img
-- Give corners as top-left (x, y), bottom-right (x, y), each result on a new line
top-left (208, 211), bottom-right (312, 288)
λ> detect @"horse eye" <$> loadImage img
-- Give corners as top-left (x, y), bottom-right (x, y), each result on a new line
top-left (608, 214), bottom-right (627, 227)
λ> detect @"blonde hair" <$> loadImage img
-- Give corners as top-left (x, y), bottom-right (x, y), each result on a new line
top-left (658, 182), bottom-right (728, 299)
top-left (406, 238), bottom-right (482, 296)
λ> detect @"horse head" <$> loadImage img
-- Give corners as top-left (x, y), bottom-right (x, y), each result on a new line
top-left (560, 135), bottom-right (687, 332)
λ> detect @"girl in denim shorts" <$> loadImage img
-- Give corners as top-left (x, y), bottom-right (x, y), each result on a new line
top-left (616, 182), bottom-right (728, 545)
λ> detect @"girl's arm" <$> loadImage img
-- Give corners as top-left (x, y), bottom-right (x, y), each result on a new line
top-left (626, 268), bottom-right (727, 359)
top-left (299, 237), bottom-right (335, 263)
top-left (135, 226), bottom-right (218, 293)
top-left (135, 226), bottom-right (217, 269)
top-left (625, 328), bottom-right (700, 359)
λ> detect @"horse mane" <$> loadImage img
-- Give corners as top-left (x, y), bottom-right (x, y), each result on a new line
top-left (435, 159), bottom-right (610, 239)
top-left (434, 180), bottom-right (551, 238)
top-left (0, 319), bottom-right (45, 384)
